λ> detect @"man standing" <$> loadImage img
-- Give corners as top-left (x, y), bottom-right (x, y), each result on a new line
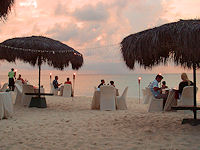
top-left (8, 68), bottom-right (16, 91)
top-left (150, 74), bottom-right (168, 109)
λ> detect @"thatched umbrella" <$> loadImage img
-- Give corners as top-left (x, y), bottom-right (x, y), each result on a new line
top-left (0, 0), bottom-right (15, 20)
top-left (121, 19), bottom-right (200, 124)
top-left (0, 36), bottom-right (83, 100)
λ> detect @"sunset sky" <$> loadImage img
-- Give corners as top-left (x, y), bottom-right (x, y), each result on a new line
top-left (0, 0), bottom-right (200, 74)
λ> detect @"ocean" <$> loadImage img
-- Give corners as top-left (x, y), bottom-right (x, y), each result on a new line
top-left (1, 72), bottom-right (200, 100)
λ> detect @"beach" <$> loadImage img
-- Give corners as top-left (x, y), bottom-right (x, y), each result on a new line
top-left (1, 96), bottom-right (200, 150)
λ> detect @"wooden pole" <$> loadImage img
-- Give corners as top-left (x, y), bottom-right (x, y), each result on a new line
top-left (38, 56), bottom-right (41, 98)
top-left (193, 63), bottom-right (197, 119)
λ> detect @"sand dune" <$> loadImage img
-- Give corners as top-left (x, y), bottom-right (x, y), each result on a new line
top-left (1, 96), bottom-right (200, 150)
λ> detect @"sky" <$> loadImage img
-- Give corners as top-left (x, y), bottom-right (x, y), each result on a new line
top-left (0, 0), bottom-right (200, 74)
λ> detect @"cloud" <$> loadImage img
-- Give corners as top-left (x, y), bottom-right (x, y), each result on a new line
top-left (72, 2), bottom-right (109, 22)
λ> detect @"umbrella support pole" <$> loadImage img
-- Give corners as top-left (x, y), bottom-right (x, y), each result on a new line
top-left (193, 63), bottom-right (197, 120)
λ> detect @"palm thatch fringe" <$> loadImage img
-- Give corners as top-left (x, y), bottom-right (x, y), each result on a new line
top-left (0, 0), bottom-right (15, 20)
top-left (120, 19), bottom-right (200, 69)
top-left (0, 36), bottom-right (83, 70)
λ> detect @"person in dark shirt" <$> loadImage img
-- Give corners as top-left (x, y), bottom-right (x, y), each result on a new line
top-left (110, 81), bottom-right (115, 87)
top-left (98, 79), bottom-right (105, 88)
top-left (53, 76), bottom-right (62, 89)
top-left (178, 73), bottom-right (193, 96)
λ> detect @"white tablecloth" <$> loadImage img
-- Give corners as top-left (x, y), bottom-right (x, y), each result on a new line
top-left (0, 92), bottom-right (13, 119)
top-left (164, 89), bottom-right (177, 111)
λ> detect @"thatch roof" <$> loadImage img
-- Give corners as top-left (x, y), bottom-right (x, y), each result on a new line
top-left (0, 36), bottom-right (83, 70)
top-left (0, 0), bottom-right (14, 20)
top-left (120, 19), bottom-right (200, 69)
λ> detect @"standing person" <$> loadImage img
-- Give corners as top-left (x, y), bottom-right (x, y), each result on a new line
top-left (8, 68), bottom-right (16, 91)
top-left (98, 79), bottom-right (105, 88)
top-left (53, 76), bottom-right (62, 90)
top-left (64, 77), bottom-right (72, 84)
top-left (150, 74), bottom-right (168, 109)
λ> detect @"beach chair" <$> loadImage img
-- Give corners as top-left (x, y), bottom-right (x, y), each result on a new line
top-left (62, 84), bottom-right (72, 97)
top-left (100, 85), bottom-right (116, 111)
top-left (116, 87), bottom-right (128, 110)
top-left (148, 95), bottom-right (163, 112)
top-left (178, 86), bottom-right (198, 106)
top-left (0, 83), bottom-right (8, 92)
top-left (50, 83), bottom-right (58, 95)
top-left (21, 84), bottom-right (35, 106)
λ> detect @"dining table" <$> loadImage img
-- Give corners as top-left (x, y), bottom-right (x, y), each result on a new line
top-left (0, 92), bottom-right (13, 119)
top-left (164, 89), bottom-right (178, 111)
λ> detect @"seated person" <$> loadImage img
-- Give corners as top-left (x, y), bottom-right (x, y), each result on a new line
top-left (17, 74), bottom-right (26, 84)
top-left (64, 77), bottom-right (72, 84)
top-left (161, 81), bottom-right (168, 89)
top-left (98, 79), bottom-right (105, 88)
top-left (150, 74), bottom-right (168, 109)
top-left (110, 81), bottom-right (115, 87)
top-left (178, 73), bottom-right (193, 96)
top-left (53, 76), bottom-right (62, 90)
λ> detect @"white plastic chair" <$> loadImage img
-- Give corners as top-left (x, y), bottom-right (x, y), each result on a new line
top-left (116, 87), bottom-right (128, 110)
top-left (14, 83), bottom-right (23, 105)
top-left (0, 83), bottom-right (8, 92)
top-left (62, 84), bottom-right (72, 97)
top-left (148, 95), bottom-right (163, 112)
top-left (100, 86), bottom-right (116, 111)
top-left (21, 84), bottom-right (35, 106)
top-left (50, 83), bottom-right (58, 96)
top-left (179, 86), bottom-right (198, 106)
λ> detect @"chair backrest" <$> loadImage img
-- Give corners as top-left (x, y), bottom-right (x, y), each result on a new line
top-left (100, 85), bottom-right (116, 95)
top-left (0, 83), bottom-right (8, 92)
top-left (121, 86), bottom-right (128, 98)
top-left (100, 86), bottom-right (116, 110)
top-left (63, 84), bottom-right (72, 97)
top-left (15, 80), bottom-right (23, 86)
top-left (180, 86), bottom-right (198, 105)
top-left (22, 84), bottom-right (35, 94)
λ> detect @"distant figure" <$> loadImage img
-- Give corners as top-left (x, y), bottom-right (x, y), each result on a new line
top-left (53, 76), bottom-right (62, 90)
top-left (110, 81), bottom-right (115, 87)
top-left (178, 73), bottom-right (193, 96)
top-left (150, 74), bottom-right (168, 109)
top-left (64, 77), bottom-right (72, 84)
top-left (98, 79), bottom-right (105, 88)
top-left (17, 74), bottom-right (26, 84)
top-left (8, 68), bottom-right (16, 91)
top-left (161, 81), bottom-right (168, 89)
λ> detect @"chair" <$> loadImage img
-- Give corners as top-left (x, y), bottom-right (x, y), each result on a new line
top-left (116, 87), bottom-right (128, 110)
top-left (62, 84), bottom-right (72, 97)
top-left (148, 95), bottom-right (163, 112)
top-left (14, 83), bottom-right (23, 105)
top-left (143, 87), bottom-right (152, 104)
top-left (0, 83), bottom-right (8, 92)
top-left (21, 84), bottom-right (35, 106)
top-left (178, 86), bottom-right (198, 106)
top-left (100, 86), bottom-right (116, 111)
top-left (50, 83), bottom-right (58, 95)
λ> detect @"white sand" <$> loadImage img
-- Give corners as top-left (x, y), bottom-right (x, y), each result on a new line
top-left (1, 96), bottom-right (200, 150)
